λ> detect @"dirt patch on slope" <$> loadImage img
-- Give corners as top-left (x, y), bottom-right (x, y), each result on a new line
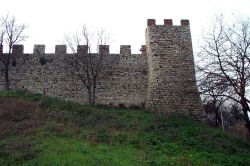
top-left (0, 98), bottom-right (47, 138)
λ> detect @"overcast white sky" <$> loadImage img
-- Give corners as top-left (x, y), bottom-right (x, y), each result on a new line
top-left (0, 0), bottom-right (250, 54)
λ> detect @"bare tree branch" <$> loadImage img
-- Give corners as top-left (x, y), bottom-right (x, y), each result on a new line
top-left (64, 25), bottom-right (110, 105)
top-left (0, 14), bottom-right (27, 90)
top-left (197, 14), bottom-right (250, 134)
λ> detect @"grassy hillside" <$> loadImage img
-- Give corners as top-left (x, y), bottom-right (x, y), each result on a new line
top-left (0, 91), bottom-right (250, 166)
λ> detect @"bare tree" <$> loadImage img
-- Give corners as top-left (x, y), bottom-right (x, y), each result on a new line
top-left (65, 25), bottom-right (109, 105)
top-left (197, 70), bottom-right (228, 126)
top-left (0, 14), bottom-right (27, 90)
top-left (198, 15), bottom-right (250, 134)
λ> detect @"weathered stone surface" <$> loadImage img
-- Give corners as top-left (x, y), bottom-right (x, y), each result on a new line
top-left (0, 19), bottom-right (204, 118)
top-left (145, 19), bottom-right (204, 118)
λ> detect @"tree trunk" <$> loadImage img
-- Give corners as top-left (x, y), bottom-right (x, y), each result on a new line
top-left (4, 66), bottom-right (9, 91)
top-left (212, 99), bottom-right (219, 127)
top-left (215, 111), bottom-right (219, 127)
top-left (87, 87), bottom-right (92, 105)
top-left (92, 79), bottom-right (96, 105)
top-left (221, 111), bottom-right (224, 132)
top-left (245, 121), bottom-right (250, 135)
top-left (241, 98), bottom-right (250, 134)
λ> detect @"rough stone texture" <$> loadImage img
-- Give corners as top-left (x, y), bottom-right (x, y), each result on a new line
top-left (145, 19), bottom-right (204, 117)
top-left (0, 19), bottom-right (204, 117)
top-left (0, 45), bottom-right (147, 107)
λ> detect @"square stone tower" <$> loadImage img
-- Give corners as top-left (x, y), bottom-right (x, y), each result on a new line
top-left (145, 19), bottom-right (204, 118)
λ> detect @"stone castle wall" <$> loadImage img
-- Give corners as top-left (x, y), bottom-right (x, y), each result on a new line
top-left (0, 19), bottom-right (204, 116)
top-left (0, 44), bottom-right (148, 107)
top-left (145, 19), bottom-right (204, 116)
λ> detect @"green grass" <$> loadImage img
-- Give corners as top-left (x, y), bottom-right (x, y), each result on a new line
top-left (0, 90), bottom-right (250, 166)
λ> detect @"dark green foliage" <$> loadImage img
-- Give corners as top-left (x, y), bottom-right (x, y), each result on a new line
top-left (97, 129), bottom-right (110, 143)
top-left (0, 90), bottom-right (250, 165)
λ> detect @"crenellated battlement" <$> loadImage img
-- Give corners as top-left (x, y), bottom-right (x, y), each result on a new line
top-left (99, 45), bottom-right (109, 54)
top-left (0, 18), bottom-right (204, 119)
top-left (164, 19), bottom-right (173, 26)
top-left (2, 44), bottom-right (147, 55)
top-left (180, 19), bottom-right (190, 26)
top-left (12, 45), bottom-right (24, 55)
top-left (0, 19), bottom-right (191, 56)
top-left (120, 45), bottom-right (131, 55)
top-left (147, 19), bottom-right (190, 26)
top-left (34, 45), bottom-right (45, 55)
top-left (55, 45), bottom-right (67, 55)
top-left (77, 45), bottom-right (88, 54)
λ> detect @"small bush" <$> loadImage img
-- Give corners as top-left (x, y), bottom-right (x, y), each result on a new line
top-left (97, 129), bottom-right (110, 143)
